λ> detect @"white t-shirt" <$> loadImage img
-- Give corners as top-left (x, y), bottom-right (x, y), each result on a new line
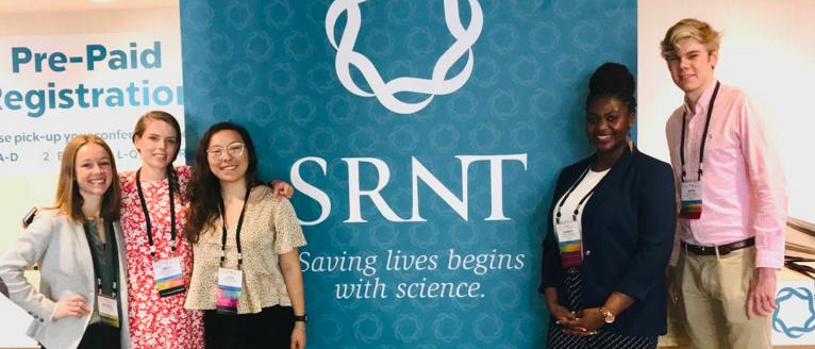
top-left (552, 167), bottom-right (610, 231)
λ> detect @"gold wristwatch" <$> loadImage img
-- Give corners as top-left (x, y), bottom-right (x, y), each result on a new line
top-left (598, 307), bottom-right (615, 324)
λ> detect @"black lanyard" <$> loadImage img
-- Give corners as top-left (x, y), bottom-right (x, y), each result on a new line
top-left (219, 188), bottom-right (251, 269)
top-left (84, 219), bottom-right (120, 298)
top-left (680, 81), bottom-right (721, 182)
top-left (135, 169), bottom-right (177, 259)
top-left (555, 166), bottom-right (605, 224)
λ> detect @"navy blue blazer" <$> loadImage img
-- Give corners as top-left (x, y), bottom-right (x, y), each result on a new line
top-left (539, 147), bottom-right (676, 336)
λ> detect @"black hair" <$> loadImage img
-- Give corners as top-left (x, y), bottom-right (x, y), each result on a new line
top-left (586, 62), bottom-right (637, 115)
top-left (184, 122), bottom-right (263, 243)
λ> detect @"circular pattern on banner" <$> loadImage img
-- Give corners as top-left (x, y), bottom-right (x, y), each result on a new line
top-left (392, 313), bottom-right (424, 343)
top-left (431, 313), bottom-right (463, 343)
top-left (264, 0), bottom-right (294, 29)
top-left (486, 24), bottom-right (518, 55)
top-left (226, 64), bottom-right (256, 94)
top-left (179, 0), bottom-right (639, 347)
top-left (354, 313), bottom-right (385, 343)
top-left (267, 63), bottom-right (297, 94)
top-left (267, 127), bottom-right (299, 157)
top-left (473, 312), bottom-right (503, 343)
top-left (244, 31), bottom-right (275, 62)
top-left (226, 1), bottom-right (254, 31)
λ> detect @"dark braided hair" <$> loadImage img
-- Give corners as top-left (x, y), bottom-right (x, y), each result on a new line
top-left (586, 62), bottom-right (636, 116)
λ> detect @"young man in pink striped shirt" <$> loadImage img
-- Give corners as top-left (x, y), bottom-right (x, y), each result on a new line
top-left (661, 18), bottom-right (787, 349)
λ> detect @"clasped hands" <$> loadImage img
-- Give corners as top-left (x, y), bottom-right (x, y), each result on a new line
top-left (550, 303), bottom-right (606, 336)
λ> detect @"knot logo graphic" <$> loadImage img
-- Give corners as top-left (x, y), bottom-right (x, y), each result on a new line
top-left (773, 286), bottom-right (815, 339)
top-left (326, 0), bottom-right (483, 114)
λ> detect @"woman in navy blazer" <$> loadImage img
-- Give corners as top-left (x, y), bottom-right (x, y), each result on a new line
top-left (540, 63), bottom-right (676, 348)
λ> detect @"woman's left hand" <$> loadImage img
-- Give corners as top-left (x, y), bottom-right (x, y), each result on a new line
top-left (560, 307), bottom-right (606, 336)
top-left (290, 322), bottom-right (306, 349)
top-left (271, 180), bottom-right (295, 199)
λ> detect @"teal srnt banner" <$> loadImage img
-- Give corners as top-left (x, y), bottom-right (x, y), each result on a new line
top-left (179, 0), bottom-right (636, 347)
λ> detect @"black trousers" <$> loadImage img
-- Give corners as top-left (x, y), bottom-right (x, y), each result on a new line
top-left (41, 323), bottom-right (121, 349)
top-left (204, 305), bottom-right (295, 349)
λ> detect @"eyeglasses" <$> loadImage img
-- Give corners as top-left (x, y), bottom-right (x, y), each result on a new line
top-left (207, 142), bottom-right (245, 160)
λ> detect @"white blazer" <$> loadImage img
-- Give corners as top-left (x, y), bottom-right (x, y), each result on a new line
top-left (0, 210), bottom-right (130, 349)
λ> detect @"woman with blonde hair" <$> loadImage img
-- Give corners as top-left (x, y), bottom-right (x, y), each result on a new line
top-left (0, 135), bottom-right (131, 349)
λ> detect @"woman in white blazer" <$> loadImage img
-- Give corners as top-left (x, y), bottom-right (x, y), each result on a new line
top-left (0, 135), bottom-right (130, 349)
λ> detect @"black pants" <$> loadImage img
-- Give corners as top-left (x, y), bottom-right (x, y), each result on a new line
top-left (41, 323), bottom-right (121, 349)
top-left (204, 305), bottom-right (295, 349)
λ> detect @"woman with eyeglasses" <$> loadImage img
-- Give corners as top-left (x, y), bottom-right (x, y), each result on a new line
top-left (183, 122), bottom-right (307, 349)
top-left (0, 135), bottom-right (130, 349)
top-left (119, 111), bottom-right (294, 349)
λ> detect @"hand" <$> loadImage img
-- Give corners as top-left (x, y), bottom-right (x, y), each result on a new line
top-left (560, 308), bottom-right (606, 336)
top-left (290, 322), bottom-right (306, 349)
top-left (271, 180), bottom-right (295, 199)
top-left (747, 267), bottom-right (777, 319)
top-left (667, 266), bottom-right (680, 304)
top-left (53, 295), bottom-right (90, 320)
top-left (548, 302), bottom-right (577, 326)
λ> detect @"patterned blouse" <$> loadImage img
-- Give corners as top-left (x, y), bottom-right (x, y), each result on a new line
top-left (119, 166), bottom-right (205, 349)
top-left (185, 185), bottom-right (307, 314)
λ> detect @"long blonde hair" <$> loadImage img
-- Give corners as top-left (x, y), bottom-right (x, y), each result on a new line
top-left (54, 135), bottom-right (121, 224)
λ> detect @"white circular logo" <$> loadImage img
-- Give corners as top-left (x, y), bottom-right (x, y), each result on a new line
top-left (326, 0), bottom-right (484, 114)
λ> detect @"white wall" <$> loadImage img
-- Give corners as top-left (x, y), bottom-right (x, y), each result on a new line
top-left (638, 0), bottom-right (815, 224)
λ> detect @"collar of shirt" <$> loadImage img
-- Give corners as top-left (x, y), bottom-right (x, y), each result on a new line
top-left (682, 80), bottom-right (719, 120)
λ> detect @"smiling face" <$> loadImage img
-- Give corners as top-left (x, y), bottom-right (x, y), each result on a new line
top-left (134, 119), bottom-right (179, 172)
top-left (74, 143), bottom-right (114, 201)
top-left (586, 96), bottom-right (634, 155)
top-left (667, 37), bottom-right (718, 101)
top-left (206, 130), bottom-right (249, 185)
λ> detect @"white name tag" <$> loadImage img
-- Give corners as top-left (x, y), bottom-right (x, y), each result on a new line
top-left (681, 181), bottom-right (703, 201)
top-left (217, 268), bottom-right (243, 289)
top-left (153, 257), bottom-right (183, 280)
top-left (97, 295), bottom-right (118, 320)
top-left (555, 221), bottom-right (581, 243)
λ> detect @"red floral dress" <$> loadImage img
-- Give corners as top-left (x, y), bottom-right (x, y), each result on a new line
top-left (119, 166), bottom-right (204, 349)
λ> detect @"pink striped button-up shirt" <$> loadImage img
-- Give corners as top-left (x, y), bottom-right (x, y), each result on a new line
top-left (666, 81), bottom-right (787, 268)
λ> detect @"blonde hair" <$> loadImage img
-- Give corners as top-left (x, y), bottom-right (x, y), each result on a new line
top-left (660, 18), bottom-right (721, 60)
top-left (54, 134), bottom-right (121, 224)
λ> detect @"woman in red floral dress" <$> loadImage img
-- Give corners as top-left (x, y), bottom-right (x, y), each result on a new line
top-left (120, 111), bottom-right (294, 348)
top-left (119, 111), bottom-right (204, 349)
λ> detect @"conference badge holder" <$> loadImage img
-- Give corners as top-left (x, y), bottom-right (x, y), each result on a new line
top-left (679, 181), bottom-right (703, 219)
top-left (216, 268), bottom-right (243, 314)
top-left (152, 256), bottom-right (187, 297)
top-left (555, 221), bottom-right (583, 269)
top-left (97, 294), bottom-right (120, 328)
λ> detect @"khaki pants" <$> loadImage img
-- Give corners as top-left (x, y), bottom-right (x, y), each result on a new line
top-left (676, 247), bottom-right (772, 349)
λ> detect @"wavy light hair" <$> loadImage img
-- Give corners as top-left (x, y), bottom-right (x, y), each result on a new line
top-left (54, 134), bottom-right (121, 224)
top-left (660, 18), bottom-right (721, 61)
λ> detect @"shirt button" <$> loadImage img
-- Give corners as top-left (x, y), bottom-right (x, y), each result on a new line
top-left (585, 250), bottom-right (592, 256)
top-left (39, 318), bottom-right (44, 323)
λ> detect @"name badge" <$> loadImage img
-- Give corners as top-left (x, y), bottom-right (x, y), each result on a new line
top-left (216, 268), bottom-right (243, 314)
top-left (153, 257), bottom-right (186, 297)
top-left (555, 221), bottom-right (583, 269)
top-left (97, 295), bottom-right (119, 328)
top-left (555, 221), bottom-right (581, 243)
top-left (679, 181), bottom-right (703, 219)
